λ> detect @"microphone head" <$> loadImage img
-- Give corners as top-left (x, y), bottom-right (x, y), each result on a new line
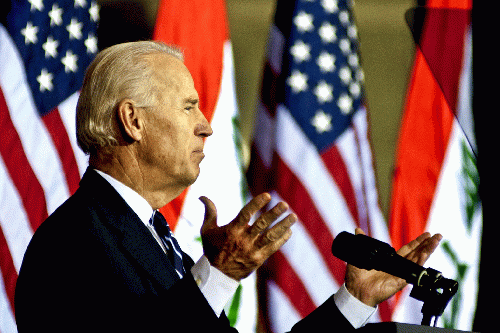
top-left (331, 231), bottom-right (396, 270)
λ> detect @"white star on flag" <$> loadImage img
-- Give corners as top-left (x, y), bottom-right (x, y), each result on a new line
top-left (84, 33), bottom-right (98, 54)
top-left (338, 66), bottom-right (352, 85)
top-left (347, 25), bottom-right (358, 39)
top-left (61, 50), bottom-right (78, 73)
top-left (317, 51), bottom-right (335, 73)
top-left (348, 54), bottom-right (359, 67)
top-left (287, 70), bottom-right (308, 93)
top-left (349, 82), bottom-right (361, 98)
top-left (337, 93), bottom-right (352, 114)
top-left (49, 3), bottom-right (63, 27)
top-left (37, 68), bottom-right (54, 92)
top-left (294, 11), bottom-right (314, 33)
top-left (21, 22), bottom-right (38, 44)
top-left (89, 1), bottom-right (99, 22)
top-left (42, 36), bottom-right (59, 58)
top-left (339, 10), bottom-right (350, 25)
top-left (314, 80), bottom-right (333, 103)
top-left (311, 109), bottom-right (333, 133)
top-left (339, 38), bottom-right (351, 55)
top-left (66, 18), bottom-right (83, 40)
top-left (74, 0), bottom-right (87, 8)
top-left (290, 40), bottom-right (311, 63)
top-left (28, 0), bottom-right (44, 12)
top-left (321, 0), bottom-right (338, 14)
top-left (318, 22), bottom-right (337, 43)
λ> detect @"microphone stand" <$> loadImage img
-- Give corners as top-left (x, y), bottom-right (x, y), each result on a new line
top-left (408, 267), bottom-right (459, 326)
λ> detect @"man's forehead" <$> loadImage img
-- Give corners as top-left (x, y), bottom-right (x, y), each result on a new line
top-left (148, 54), bottom-right (193, 86)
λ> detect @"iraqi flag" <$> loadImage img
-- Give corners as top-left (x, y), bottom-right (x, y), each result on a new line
top-left (154, 0), bottom-right (256, 331)
top-left (389, 0), bottom-right (478, 330)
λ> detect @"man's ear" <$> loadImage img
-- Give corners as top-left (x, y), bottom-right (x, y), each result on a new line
top-left (116, 99), bottom-right (143, 142)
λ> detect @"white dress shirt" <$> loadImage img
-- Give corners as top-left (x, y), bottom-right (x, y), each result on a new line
top-left (94, 169), bottom-right (375, 328)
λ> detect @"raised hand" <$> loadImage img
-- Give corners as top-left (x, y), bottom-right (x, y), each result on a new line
top-left (344, 228), bottom-right (443, 307)
top-left (199, 193), bottom-right (297, 281)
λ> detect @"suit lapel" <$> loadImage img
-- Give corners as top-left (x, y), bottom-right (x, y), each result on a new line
top-left (119, 221), bottom-right (181, 288)
top-left (80, 169), bottom-right (181, 289)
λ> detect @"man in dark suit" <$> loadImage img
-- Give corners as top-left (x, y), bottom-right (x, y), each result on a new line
top-left (15, 41), bottom-right (442, 332)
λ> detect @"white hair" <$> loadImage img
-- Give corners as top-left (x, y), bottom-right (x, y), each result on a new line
top-left (76, 41), bottom-right (184, 155)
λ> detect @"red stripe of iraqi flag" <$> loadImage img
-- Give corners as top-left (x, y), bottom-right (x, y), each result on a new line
top-left (389, 0), bottom-right (472, 250)
top-left (153, 0), bottom-right (228, 230)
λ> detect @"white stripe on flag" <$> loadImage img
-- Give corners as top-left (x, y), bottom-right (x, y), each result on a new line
top-left (0, 156), bottom-right (34, 271)
top-left (0, 269), bottom-right (17, 333)
top-left (268, 281), bottom-right (302, 333)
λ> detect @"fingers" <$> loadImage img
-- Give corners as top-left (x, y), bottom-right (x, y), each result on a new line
top-left (249, 201), bottom-right (290, 237)
top-left (260, 212), bottom-right (296, 244)
top-left (407, 233), bottom-right (442, 266)
top-left (239, 193), bottom-right (296, 250)
top-left (199, 196), bottom-right (218, 234)
top-left (397, 232), bottom-right (443, 266)
top-left (234, 192), bottom-right (272, 227)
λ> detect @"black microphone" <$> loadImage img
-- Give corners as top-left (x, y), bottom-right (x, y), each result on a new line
top-left (331, 231), bottom-right (429, 286)
top-left (332, 231), bottom-right (459, 326)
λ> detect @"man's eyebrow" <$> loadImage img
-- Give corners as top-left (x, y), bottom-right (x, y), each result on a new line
top-left (184, 97), bottom-right (199, 104)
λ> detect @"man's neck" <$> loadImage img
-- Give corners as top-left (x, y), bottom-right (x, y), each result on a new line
top-left (90, 152), bottom-right (184, 210)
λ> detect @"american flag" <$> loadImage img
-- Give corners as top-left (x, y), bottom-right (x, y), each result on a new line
top-left (246, 0), bottom-right (391, 331)
top-left (0, 0), bottom-right (98, 330)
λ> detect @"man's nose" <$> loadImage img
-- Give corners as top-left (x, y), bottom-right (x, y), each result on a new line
top-left (195, 113), bottom-right (213, 138)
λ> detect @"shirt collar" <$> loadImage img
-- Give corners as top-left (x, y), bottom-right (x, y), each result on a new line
top-left (94, 169), bottom-right (154, 227)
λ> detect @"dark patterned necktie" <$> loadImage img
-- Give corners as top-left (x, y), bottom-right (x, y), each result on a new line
top-left (150, 211), bottom-right (185, 278)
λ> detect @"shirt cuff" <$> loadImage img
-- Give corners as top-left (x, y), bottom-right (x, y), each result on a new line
top-left (334, 283), bottom-right (377, 329)
top-left (191, 255), bottom-right (240, 317)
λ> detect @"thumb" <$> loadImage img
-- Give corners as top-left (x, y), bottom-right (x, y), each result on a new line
top-left (199, 196), bottom-right (218, 234)
top-left (354, 227), bottom-right (366, 236)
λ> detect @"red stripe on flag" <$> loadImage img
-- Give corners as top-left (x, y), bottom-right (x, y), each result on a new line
top-left (0, 87), bottom-right (48, 231)
top-left (275, 154), bottom-right (346, 285)
top-left (0, 225), bottom-right (17, 314)
top-left (42, 108), bottom-right (80, 195)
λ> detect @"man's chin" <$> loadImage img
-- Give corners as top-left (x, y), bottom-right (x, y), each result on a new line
top-left (185, 167), bottom-right (201, 187)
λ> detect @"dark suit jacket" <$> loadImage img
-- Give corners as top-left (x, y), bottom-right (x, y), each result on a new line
top-left (15, 168), bottom-right (355, 332)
